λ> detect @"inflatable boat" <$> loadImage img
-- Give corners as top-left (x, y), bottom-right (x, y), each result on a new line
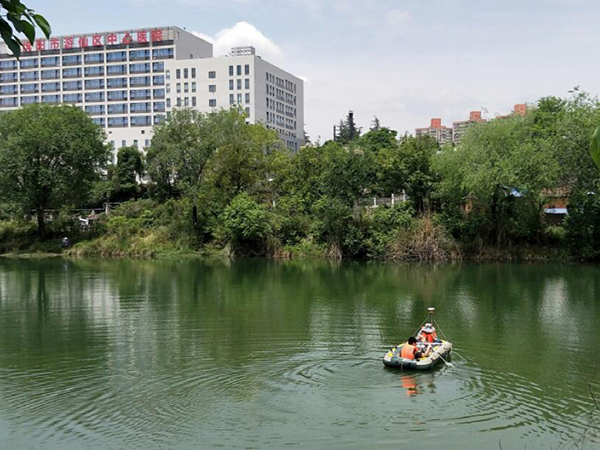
top-left (383, 307), bottom-right (453, 370)
top-left (383, 339), bottom-right (452, 370)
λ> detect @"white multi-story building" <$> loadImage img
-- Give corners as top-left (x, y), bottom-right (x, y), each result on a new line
top-left (0, 26), bottom-right (304, 154)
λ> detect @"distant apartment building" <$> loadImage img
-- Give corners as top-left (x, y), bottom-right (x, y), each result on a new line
top-left (0, 26), bottom-right (305, 154)
top-left (415, 118), bottom-right (453, 145)
top-left (452, 110), bottom-right (485, 145)
top-left (416, 104), bottom-right (529, 145)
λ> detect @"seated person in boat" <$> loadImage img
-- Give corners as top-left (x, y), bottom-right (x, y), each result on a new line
top-left (401, 337), bottom-right (432, 359)
top-left (417, 323), bottom-right (437, 343)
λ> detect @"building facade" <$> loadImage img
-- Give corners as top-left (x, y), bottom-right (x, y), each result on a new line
top-left (452, 110), bottom-right (485, 145)
top-left (0, 26), bottom-right (304, 155)
top-left (415, 118), bottom-right (453, 145)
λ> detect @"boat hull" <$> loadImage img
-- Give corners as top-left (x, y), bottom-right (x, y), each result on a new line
top-left (382, 340), bottom-right (452, 370)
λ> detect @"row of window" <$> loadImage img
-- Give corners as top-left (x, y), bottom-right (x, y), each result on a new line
top-left (266, 111), bottom-right (297, 131)
top-left (266, 72), bottom-right (297, 94)
top-left (110, 139), bottom-right (152, 150)
top-left (92, 115), bottom-right (165, 128)
top-left (0, 82), bottom-right (166, 97)
top-left (266, 97), bottom-right (297, 118)
top-left (229, 64), bottom-right (251, 77)
top-left (228, 78), bottom-right (251, 91)
top-left (228, 93), bottom-right (251, 105)
top-left (0, 70), bottom-right (166, 83)
top-left (84, 102), bottom-right (166, 115)
top-left (0, 49), bottom-right (175, 71)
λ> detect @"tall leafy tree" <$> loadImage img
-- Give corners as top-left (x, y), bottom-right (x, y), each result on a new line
top-left (110, 146), bottom-right (144, 201)
top-left (0, 105), bottom-right (109, 239)
top-left (0, 0), bottom-right (50, 57)
top-left (336, 111), bottom-right (361, 144)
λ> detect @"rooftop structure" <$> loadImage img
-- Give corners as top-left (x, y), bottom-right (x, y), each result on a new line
top-left (415, 118), bottom-right (453, 145)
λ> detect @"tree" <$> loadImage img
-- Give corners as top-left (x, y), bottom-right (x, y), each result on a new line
top-left (370, 116), bottom-right (381, 131)
top-left (0, 0), bottom-right (50, 57)
top-left (0, 104), bottom-right (109, 239)
top-left (110, 146), bottom-right (144, 201)
top-left (336, 111), bottom-right (361, 144)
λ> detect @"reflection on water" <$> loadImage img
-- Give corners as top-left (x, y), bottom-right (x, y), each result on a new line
top-left (0, 259), bottom-right (598, 449)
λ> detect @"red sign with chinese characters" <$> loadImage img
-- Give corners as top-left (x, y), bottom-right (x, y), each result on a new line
top-left (19, 28), bottom-right (166, 52)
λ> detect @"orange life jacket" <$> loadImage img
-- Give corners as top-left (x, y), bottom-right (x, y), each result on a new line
top-left (422, 331), bottom-right (437, 343)
top-left (401, 343), bottom-right (417, 360)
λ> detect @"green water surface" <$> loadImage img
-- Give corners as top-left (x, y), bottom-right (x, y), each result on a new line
top-left (0, 258), bottom-right (598, 449)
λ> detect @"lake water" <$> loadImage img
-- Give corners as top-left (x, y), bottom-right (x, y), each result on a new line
top-left (0, 258), bottom-right (599, 449)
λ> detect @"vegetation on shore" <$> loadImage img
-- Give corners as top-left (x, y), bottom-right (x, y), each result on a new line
top-left (1, 92), bottom-right (600, 262)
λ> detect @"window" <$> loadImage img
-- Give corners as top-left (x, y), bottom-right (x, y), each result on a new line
top-left (20, 59), bottom-right (38, 69)
top-left (0, 60), bottom-right (17, 70)
top-left (245, 93), bottom-right (250, 104)
top-left (1, 72), bottom-right (18, 82)
top-left (62, 55), bottom-right (81, 65)
top-left (191, 82), bottom-right (196, 93)
top-left (208, 70), bottom-right (216, 79)
top-left (166, 70), bottom-right (171, 80)
top-left (176, 69), bottom-right (181, 79)
top-left (133, 140), bottom-right (138, 147)
top-left (153, 48), bottom-right (174, 59)
top-left (245, 64), bottom-right (250, 75)
top-left (152, 62), bottom-right (164, 72)
top-left (20, 84), bottom-right (38, 93)
top-left (130, 76), bottom-right (151, 87)
top-left (166, 84), bottom-right (171, 94)
top-left (84, 66), bottom-right (104, 77)
top-left (229, 65), bottom-right (234, 76)
top-left (153, 88), bottom-right (165, 98)
top-left (153, 75), bottom-right (165, 85)
top-left (107, 91), bottom-right (127, 101)
top-left (166, 98), bottom-right (171, 108)
top-left (229, 94), bottom-right (234, 105)
top-left (130, 90), bottom-right (151, 100)
top-left (237, 65), bottom-right (241, 76)
top-left (184, 83), bottom-right (189, 93)
top-left (85, 92), bottom-right (104, 102)
top-left (184, 97), bottom-right (189, 107)
top-left (191, 68), bottom-right (196, 78)
top-left (107, 65), bottom-right (127, 75)
top-left (153, 102), bottom-right (165, 112)
top-left (245, 79), bottom-right (250, 89)
top-left (176, 83), bottom-right (181, 94)
top-left (107, 52), bottom-right (127, 62)
top-left (145, 139), bottom-right (150, 148)
top-left (245, 107), bottom-right (250, 118)
top-left (131, 116), bottom-right (151, 127)
top-left (237, 79), bottom-right (242, 90)
top-left (41, 69), bottom-right (60, 80)
top-left (107, 78), bottom-right (127, 88)
top-left (41, 57), bottom-right (60, 67)
top-left (108, 104), bottom-right (128, 114)
top-left (91, 118), bottom-right (105, 127)
top-left (192, 97), bottom-right (196, 107)
top-left (85, 105), bottom-right (104, 115)
top-left (130, 63), bottom-right (150, 74)
top-left (63, 93), bottom-right (82, 103)
top-left (0, 85), bottom-right (17, 95)
top-left (108, 117), bottom-right (128, 128)
top-left (209, 84), bottom-right (216, 93)
top-left (122, 140), bottom-right (126, 147)
top-left (176, 98), bottom-right (181, 107)
top-left (237, 93), bottom-right (242, 103)
top-left (130, 50), bottom-right (150, 61)
top-left (184, 68), bottom-right (188, 79)
top-left (209, 99), bottom-right (216, 107)
top-left (84, 53), bottom-right (104, 64)
top-left (21, 96), bottom-right (39, 105)
top-left (85, 79), bottom-right (104, 89)
top-left (229, 80), bottom-right (234, 90)
top-left (41, 82), bottom-right (60, 92)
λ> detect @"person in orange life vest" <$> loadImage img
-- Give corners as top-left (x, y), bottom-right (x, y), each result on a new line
top-left (418, 323), bottom-right (437, 343)
top-left (401, 337), bottom-right (424, 360)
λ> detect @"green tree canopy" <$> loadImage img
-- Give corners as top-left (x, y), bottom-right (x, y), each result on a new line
top-left (0, 104), bottom-right (109, 239)
top-left (0, 0), bottom-right (50, 57)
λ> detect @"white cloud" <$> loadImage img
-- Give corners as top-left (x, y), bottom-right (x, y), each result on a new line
top-left (193, 22), bottom-right (282, 61)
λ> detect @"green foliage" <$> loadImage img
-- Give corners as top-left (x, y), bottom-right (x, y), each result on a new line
top-left (220, 193), bottom-right (272, 255)
top-left (111, 146), bottom-right (144, 201)
top-left (0, 0), bottom-right (50, 57)
top-left (565, 190), bottom-right (600, 259)
top-left (336, 111), bottom-right (361, 144)
top-left (0, 104), bottom-right (109, 239)
top-left (590, 126), bottom-right (600, 173)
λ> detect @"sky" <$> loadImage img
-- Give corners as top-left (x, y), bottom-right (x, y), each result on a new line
top-left (28, 0), bottom-right (600, 141)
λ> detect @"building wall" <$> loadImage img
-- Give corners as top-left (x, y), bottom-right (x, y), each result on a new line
top-left (0, 26), bottom-right (304, 154)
